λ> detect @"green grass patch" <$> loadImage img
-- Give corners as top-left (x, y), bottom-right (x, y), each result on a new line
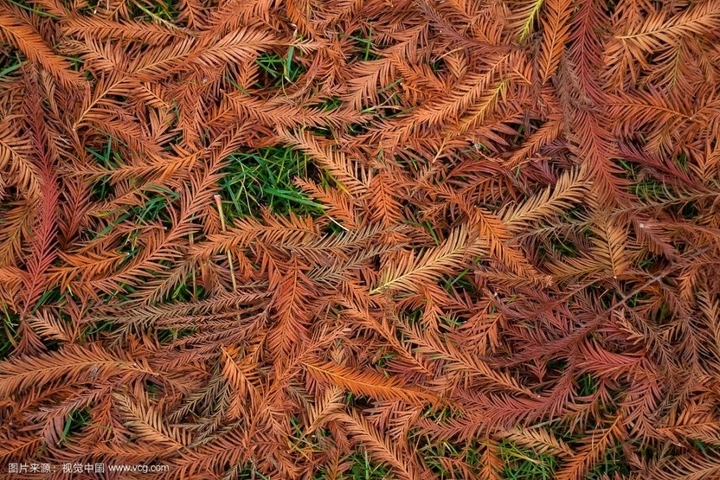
top-left (128, 0), bottom-right (179, 22)
top-left (587, 442), bottom-right (631, 479)
top-left (59, 408), bottom-right (92, 446)
top-left (341, 450), bottom-right (393, 480)
top-left (344, 30), bottom-right (382, 62)
top-left (440, 268), bottom-right (476, 296)
top-left (255, 51), bottom-right (305, 90)
top-left (0, 53), bottom-right (26, 80)
top-left (218, 147), bottom-right (325, 221)
top-left (500, 439), bottom-right (559, 480)
top-left (0, 305), bottom-right (18, 359)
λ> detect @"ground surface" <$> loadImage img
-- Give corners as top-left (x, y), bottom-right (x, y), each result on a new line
top-left (1, 0), bottom-right (720, 479)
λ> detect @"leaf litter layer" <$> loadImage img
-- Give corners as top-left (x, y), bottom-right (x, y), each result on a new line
top-left (1, 0), bottom-right (720, 478)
